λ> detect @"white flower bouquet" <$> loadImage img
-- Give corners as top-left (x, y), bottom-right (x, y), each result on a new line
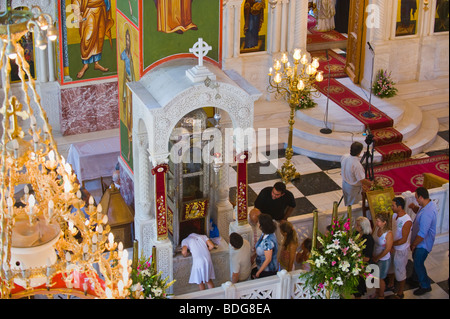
top-left (129, 254), bottom-right (175, 299)
top-left (300, 216), bottom-right (368, 298)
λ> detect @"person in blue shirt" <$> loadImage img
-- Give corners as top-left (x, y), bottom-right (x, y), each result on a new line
top-left (252, 213), bottom-right (278, 279)
top-left (408, 187), bottom-right (437, 296)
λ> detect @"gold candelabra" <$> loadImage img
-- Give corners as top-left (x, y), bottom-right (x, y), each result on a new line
top-left (0, 1), bottom-right (130, 299)
top-left (268, 49), bottom-right (323, 184)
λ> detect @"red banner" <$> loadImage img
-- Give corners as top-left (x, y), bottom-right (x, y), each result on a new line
top-left (236, 152), bottom-right (249, 225)
top-left (152, 164), bottom-right (169, 240)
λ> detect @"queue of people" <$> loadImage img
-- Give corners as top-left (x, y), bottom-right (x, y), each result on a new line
top-left (180, 182), bottom-right (437, 299)
top-left (353, 187), bottom-right (437, 299)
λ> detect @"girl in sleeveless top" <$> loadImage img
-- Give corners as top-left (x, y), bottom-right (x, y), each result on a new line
top-left (278, 221), bottom-right (298, 271)
top-left (371, 212), bottom-right (393, 299)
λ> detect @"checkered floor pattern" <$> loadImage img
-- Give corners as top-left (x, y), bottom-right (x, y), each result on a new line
top-left (229, 130), bottom-right (449, 218)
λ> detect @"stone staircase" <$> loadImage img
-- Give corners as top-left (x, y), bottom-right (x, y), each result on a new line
top-left (237, 76), bottom-right (449, 162)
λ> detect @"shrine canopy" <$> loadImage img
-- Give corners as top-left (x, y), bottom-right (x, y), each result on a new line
top-left (128, 56), bottom-right (261, 160)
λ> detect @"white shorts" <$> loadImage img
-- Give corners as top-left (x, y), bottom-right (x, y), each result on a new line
top-left (388, 249), bottom-right (409, 281)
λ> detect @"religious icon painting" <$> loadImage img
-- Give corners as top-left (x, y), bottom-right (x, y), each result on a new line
top-left (154, 0), bottom-right (198, 34)
top-left (366, 187), bottom-right (395, 222)
top-left (141, 0), bottom-right (221, 72)
top-left (434, 0), bottom-right (449, 33)
top-left (240, 0), bottom-right (268, 53)
top-left (59, 0), bottom-right (118, 83)
top-left (395, 0), bottom-right (419, 37)
top-left (117, 11), bottom-right (140, 170)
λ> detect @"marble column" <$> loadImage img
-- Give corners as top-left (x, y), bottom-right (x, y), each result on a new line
top-left (294, 0), bottom-right (308, 51)
top-left (47, 37), bottom-right (56, 82)
top-left (280, 0), bottom-right (289, 52)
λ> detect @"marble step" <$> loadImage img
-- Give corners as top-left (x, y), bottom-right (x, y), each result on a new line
top-left (292, 101), bottom-right (422, 149)
top-left (395, 77), bottom-right (449, 100)
top-left (289, 112), bottom-right (439, 162)
top-left (407, 93), bottom-right (449, 112)
top-left (402, 112), bottom-right (440, 157)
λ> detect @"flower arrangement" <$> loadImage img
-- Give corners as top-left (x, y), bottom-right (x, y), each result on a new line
top-left (372, 69), bottom-right (398, 98)
top-left (295, 89), bottom-right (317, 110)
top-left (300, 216), bottom-right (368, 298)
top-left (129, 253), bottom-right (175, 299)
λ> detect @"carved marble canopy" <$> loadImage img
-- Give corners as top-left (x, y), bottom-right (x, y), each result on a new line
top-left (129, 58), bottom-right (261, 166)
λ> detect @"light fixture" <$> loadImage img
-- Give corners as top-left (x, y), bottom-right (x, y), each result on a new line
top-left (0, 1), bottom-right (131, 299)
top-left (268, 49), bottom-right (323, 183)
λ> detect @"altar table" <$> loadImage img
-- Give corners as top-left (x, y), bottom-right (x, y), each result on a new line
top-left (66, 136), bottom-right (120, 183)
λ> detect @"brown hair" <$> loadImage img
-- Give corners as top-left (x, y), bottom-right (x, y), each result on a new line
top-left (375, 212), bottom-right (391, 233)
top-left (259, 213), bottom-right (276, 234)
top-left (280, 221), bottom-right (298, 250)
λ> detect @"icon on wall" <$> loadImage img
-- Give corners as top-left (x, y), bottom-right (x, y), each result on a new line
top-left (154, 0), bottom-right (198, 34)
top-left (240, 0), bottom-right (267, 53)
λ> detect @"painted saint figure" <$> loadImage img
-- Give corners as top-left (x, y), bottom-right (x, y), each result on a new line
top-left (316, 0), bottom-right (336, 32)
top-left (71, 0), bottom-right (114, 79)
top-left (243, 0), bottom-right (265, 49)
top-left (154, 0), bottom-right (198, 34)
top-left (121, 28), bottom-right (135, 160)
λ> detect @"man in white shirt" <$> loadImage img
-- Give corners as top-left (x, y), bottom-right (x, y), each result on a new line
top-left (386, 197), bottom-right (412, 299)
top-left (229, 232), bottom-right (252, 283)
top-left (340, 142), bottom-right (373, 206)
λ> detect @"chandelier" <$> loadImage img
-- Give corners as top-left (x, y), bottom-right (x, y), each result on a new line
top-left (0, 1), bottom-right (130, 299)
top-left (268, 49), bottom-right (323, 183)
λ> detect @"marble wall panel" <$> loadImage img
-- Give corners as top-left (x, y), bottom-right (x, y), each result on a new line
top-left (60, 81), bottom-right (119, 135)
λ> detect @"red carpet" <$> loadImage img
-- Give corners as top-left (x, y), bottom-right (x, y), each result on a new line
top-left (307, 15), bottom-right (347, 45)
top-left (374, 155), bottom-right (449, 194)
top-left (315, 78), bottom-right (412, 162)
top-left (308, 15), bottom-right (316, 30)
top-left (316, 78), bottom-right (394, 130)
top-left (371, 127), bottom-right (404, 146)
top-left (307, 30), bottom-right (347, 45)
top-left (375, 143), bottom-right (412, 162)
top-left (310, 50), bottom-right (347, 78)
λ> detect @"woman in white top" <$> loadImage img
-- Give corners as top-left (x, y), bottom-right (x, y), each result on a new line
top-left (371, 212), bottom-right (393, 299)
top-left (181, 233), bottom-right (216, 290)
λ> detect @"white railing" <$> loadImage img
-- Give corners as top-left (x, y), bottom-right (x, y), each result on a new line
top-left (288, 183), bottom-right (450, 245)
top-left (173, 269), bottom-right (337, 299)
